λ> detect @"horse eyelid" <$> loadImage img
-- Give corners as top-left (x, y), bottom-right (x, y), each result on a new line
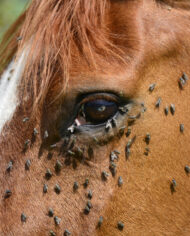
top-left (76, 92), bottom-right (120, 107)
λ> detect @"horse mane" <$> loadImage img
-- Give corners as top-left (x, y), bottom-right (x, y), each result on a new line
top-left (0, 0), bottom-right (126, 110)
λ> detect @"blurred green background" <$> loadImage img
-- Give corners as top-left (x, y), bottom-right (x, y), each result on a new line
top-left (0, 0), bottom-right (29, 41)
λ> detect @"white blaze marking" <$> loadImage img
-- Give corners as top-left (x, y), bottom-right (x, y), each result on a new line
top-left (0, 51), bottom-right (26, 133)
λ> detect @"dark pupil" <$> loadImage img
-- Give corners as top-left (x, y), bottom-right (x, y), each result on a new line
top-left (84, 99), bottom-right (117, 124)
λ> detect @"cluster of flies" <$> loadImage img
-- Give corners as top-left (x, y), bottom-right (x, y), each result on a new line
top-left (39, 97), bottom-right (137, 232)
top-left (40, 104), bottom-right (133, 233)
top-left (3, 73), bottom-right (190, 235)
top-left (149, 72), bottom-right (189, 191)
top-left (45, 177), bottom-right (94, 235)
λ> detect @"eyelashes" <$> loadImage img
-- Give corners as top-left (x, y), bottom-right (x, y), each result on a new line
top-left (65, 92), bottom-right (135, 138)
top-left (50, 92), bottom-right (142, 163)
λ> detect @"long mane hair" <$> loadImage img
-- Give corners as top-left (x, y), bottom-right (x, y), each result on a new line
top-left (0, 0), bottom-right (125, 109)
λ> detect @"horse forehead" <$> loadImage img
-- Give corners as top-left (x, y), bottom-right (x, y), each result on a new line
top-left (0, 52), bottom-right (26, 134)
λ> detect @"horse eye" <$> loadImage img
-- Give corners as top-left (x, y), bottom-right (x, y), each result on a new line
top-left (78, 99), bottom-right (118, 125)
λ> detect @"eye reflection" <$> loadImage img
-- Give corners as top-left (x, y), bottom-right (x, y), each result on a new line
top-left (75, 98), bottom-right (118, 126)
top-left (83, 99), bottom-right (118, 124)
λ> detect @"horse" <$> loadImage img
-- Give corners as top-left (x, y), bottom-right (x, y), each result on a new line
top-left (0, 0), bottom-right (190, 235)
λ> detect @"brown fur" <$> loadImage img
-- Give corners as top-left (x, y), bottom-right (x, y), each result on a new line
top-left (0, 0), bottom-right (190, 235)
top-left (0, 0), bottom-right (129, 111)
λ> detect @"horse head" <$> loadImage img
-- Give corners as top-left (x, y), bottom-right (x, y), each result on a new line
top-left (0, 0), bottom-right (190, 235)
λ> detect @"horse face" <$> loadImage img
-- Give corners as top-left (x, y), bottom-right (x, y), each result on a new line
top-left (1, 1), bottom-right (190, 235)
